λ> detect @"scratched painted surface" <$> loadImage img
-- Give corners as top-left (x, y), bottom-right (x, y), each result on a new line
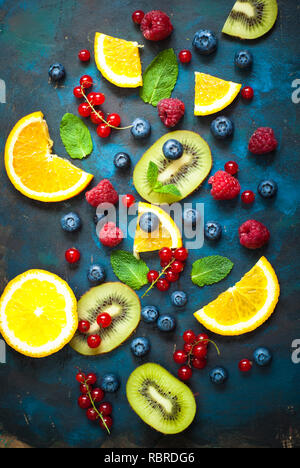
top-left (0, 0), bottom-right (299, 448)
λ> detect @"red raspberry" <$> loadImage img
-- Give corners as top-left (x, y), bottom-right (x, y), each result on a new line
top-left (238, 220), bottom-right (270, 249)
top-left (99, 222), bottom-right (123, 247)
top-left (248, 127), bottom-right (277, 155)
top-left (85, 180), bottom-right (118, 207)
top-left (157, 98), bottom-right (185, 128)
top-left (140, 10), bottom-right (173, 41)
top-left (208, 170), bottom-right (241, 200)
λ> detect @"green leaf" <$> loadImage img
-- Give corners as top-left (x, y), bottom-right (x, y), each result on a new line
top-left (147, 161), bottom-right (159, 187)
top-left (60, 113), bottom-right (93, 159)
top-left (111, 250), bottom-right (149, 290)
top-left (191, 256), bottom-right (234, 287)
top-left (140, 49), bottom-right (178, 106)
top-left (153, 184), bottom-right (181, 197)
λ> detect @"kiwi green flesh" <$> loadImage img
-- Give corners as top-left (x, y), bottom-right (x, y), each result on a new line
top-left (126, 363), bottom-right (196, 434)
top-left (222, 0), bottom-right (278, 40)
top-left (69, 282), bottom-right (141, 356)
top-left (133, 130), bottom-right (212, 204)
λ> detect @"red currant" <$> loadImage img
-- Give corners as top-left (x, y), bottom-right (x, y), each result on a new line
top-left (78, 49), bottom-right (91, 62)
top-left (193, 344), bottom-right (207, 359)
top-left (159, 247), bottom-right (173, 263)
top-left (241, 190), bottom-right (255, 204)
top-left (93, 92), bottom-right (105, 105)
top-left (97, 123), bottom-right (111, 138)
top-left (192, 357), bottom-right (207, 369)
top-left (78, 102), bottom-right (92, 117)
top-left (86, 407), bottom-right (99, 421)
top-left (173, 349), bottom-right (188, 364)
top-left (178, 365), bottom-right (193, 381)
top-left (86, 92), bottom-right (97, 105)
top-left (87, 334), bottom-right (101, 348)
top-left (99, 415), bottom-right (113, 429)
top-left (90, 110), bottom-right (105, 125)
top-left (165, 269), bottom-right (179, 283)
top-left (241, 86), bottom-right (254, 100)
top-left (195, 333), bottom-right (209, 346)
top-left (96, 312), bottom-right (112, 328)
top-left (122, 194), bottom-right (135, 208)
top-left (107, 113), bottom-right (121, 127)
top-left (76, 372), bottom-right (86, 383)
top-left (91, 387), bottom-right (105, 402)
top-left (160, 259), bottom-right (170, 269)
top-left (178, 49), bottom-right (192, 63)
top-left (99, 402), bottom-right (112, 416)
top-left (170, 260), bottom-right (184, 274)
top-left (78, 320), bottom-right (90, 333)
top-left (78, 394), bottom-right (92, 409)
top-left (173, 247), bottom-right (188, 262)
top-left (85, 373), bottom-right (97, 385)
top-left (183, 343), bottom-right (193, 354)
top-left (80, 383), bottom-right (89, 394)
top-left (147, 270), bottom-right (159, 283)
top-left (156, 278), bottom-right (170, 292)
top-left (183, 330), bottom-right (196, 344)
top-left (238, 359), bottom-right (252, 372)
top-left (79, 75), bottom-right (93, 88)
top-left (65, 247), bottom-right (81, 263)
top-left (132, 10), bottom-right (145, 24)
top-left (73, 86), bottom-right (84, 98)
top-left (224, 161), bottom-right (239, 175)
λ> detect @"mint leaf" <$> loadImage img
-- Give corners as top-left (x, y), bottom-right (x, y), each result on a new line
top-left (111, 250), bottom-right (149, 290)
top-left (191, 256), bottom-right (234, 287)
top-left (147, 161), bottom-right (159, 187)
top-left (147, 161), bottom-right (182, 197)
top-left (60, 113), bottom-right (93, 159)
top-left (154, 184), bottom-right (181, 197)
top-left (140, 49), bottom-right (178, 106)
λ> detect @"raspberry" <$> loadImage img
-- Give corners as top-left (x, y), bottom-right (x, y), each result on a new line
top-left (85, 180), bottom-right (118, 207)
top-left (238, 220), bottom-right (270, 249)
top-left (140, 10), bottom-right (173, 41)
top-left (99, 222), bottom-right (123, 247)
top-left (208, 170), bottom-right (241, 200)
top-left (248, 127), bottom-right (277, 155)
top-left (157, 98), bottom-right (185, 128)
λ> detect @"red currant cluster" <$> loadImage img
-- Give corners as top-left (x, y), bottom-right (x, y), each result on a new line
top-left (78, 312), bottom-right (112, 349)
top-left (173, 330), bottom-right (218, 381)
top-left (76, 371), bottom-right (113, 433)
top-left (145, 247), bottom-right (188, 294)
top-left (224, 160), bottom-right (255, 204)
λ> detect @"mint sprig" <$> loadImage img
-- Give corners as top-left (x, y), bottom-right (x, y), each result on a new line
top-left (191, 256), bottom-right (234, 287)
top-left (147, 161), bottom-right (181, 197)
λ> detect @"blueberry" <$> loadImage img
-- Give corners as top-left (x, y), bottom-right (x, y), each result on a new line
top-left (131, 118), bottom-right (151, 139)
top-left (209, 366), bottom-right (228, 385)
top-left (210, 116), bottom-right (234, 139)
top-left (162, 139), bottom-right (183, 160)
top-left (253, 347), bottom-right (272, 366)
top-left (100, 373), bottom-right (120, 393)
top-left (130, 337), bottom-right (150, 357)
top-left (87, 264), bottom-right (106, 284)
top-left (183, 208), bottom-right (200, 229)
top-left (139, 212), bottom-right (159, 233)
top-left (113, 152), bottom-right (131, 170)
top-left (141, 305), bottom-right (159, 323)
top-left (171, 291), bottom-right (188, 307)
top-left (48, 63), bottom-right (66, 82)
top-left (60, 212), bottom-right (81, 232)
top-left (157, 314), bottom-right (176, 332)
top-left (204, 221), bottom-right (222, 241)
top-left (234, 50), bottom-right (253, 69)
top-left (193, 30), bottom-right (218, 55)
top-left (257, 179), bottom-right (278, 198)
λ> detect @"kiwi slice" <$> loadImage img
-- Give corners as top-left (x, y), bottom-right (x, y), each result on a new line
top-left (126, 363), bottom-right (196, 434)
top-left (222, 0), bottom-right (278, 40)
top-left (133, 130), bottom-right (212, 204)
top-left (69, 282), bottom-right (141, 356)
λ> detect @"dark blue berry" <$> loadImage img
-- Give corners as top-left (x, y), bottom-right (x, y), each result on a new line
top-left (141, 305), bottom-right (159, 323)
top-left (130, 337), bottom-right (150, 357)
top-left (210, 116), bottom-right (234, 139)
top-left (100, 373), bottom-right (120, 392)
top-left (162, 139), bottom-right (183, 160)
top-left (139, 212), bottom-right (159, 233)
top-left (253, 347), bottom-right (272, 366)
top-left (204, 221), bottom-right (222, 241)
top-left (171, 291), bottom-right (188, 307)
top-left (60, 212), bottom-right (81, 232)
top-left (113, 152), bottom-right (131, 170)
top-left (183, 208), bottom-right (200, 229)
top-left (257, 180), bottom-right (278, 198)
top-left (234, 50), bottom-right (253, 69)
top-left (48, 63), bottom-right (66, 81)
top-left (157, 314), bottom-right (176, 332)
top-left (87, 264), bottom-right (106, 284)
top-left (209, 366), bottom-right (228, 385)
top-left (193, 30), bottom-right (218, 55)
top-left (131, 118), bottom-right (151, 139)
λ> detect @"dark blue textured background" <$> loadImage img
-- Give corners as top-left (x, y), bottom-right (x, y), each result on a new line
top-left (0, 0), bottom-right (299, 448)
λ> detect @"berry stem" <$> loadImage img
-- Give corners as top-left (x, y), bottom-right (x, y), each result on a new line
top-left (141, 258), bottom-right (175, 298)
top-left (187, 339), bottom-right (221, 368)
top-left (81, 374), bottom-right (110, 434)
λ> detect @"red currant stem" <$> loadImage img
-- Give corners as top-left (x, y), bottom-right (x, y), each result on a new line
top-left (141, 258), bottom-right (175, 299)
top-left (82, 376), bottom-right (110, 434)
top-left (187, 339), bottom-right (221, 368)
top-left (80, 85), bottom-right (133, 130)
